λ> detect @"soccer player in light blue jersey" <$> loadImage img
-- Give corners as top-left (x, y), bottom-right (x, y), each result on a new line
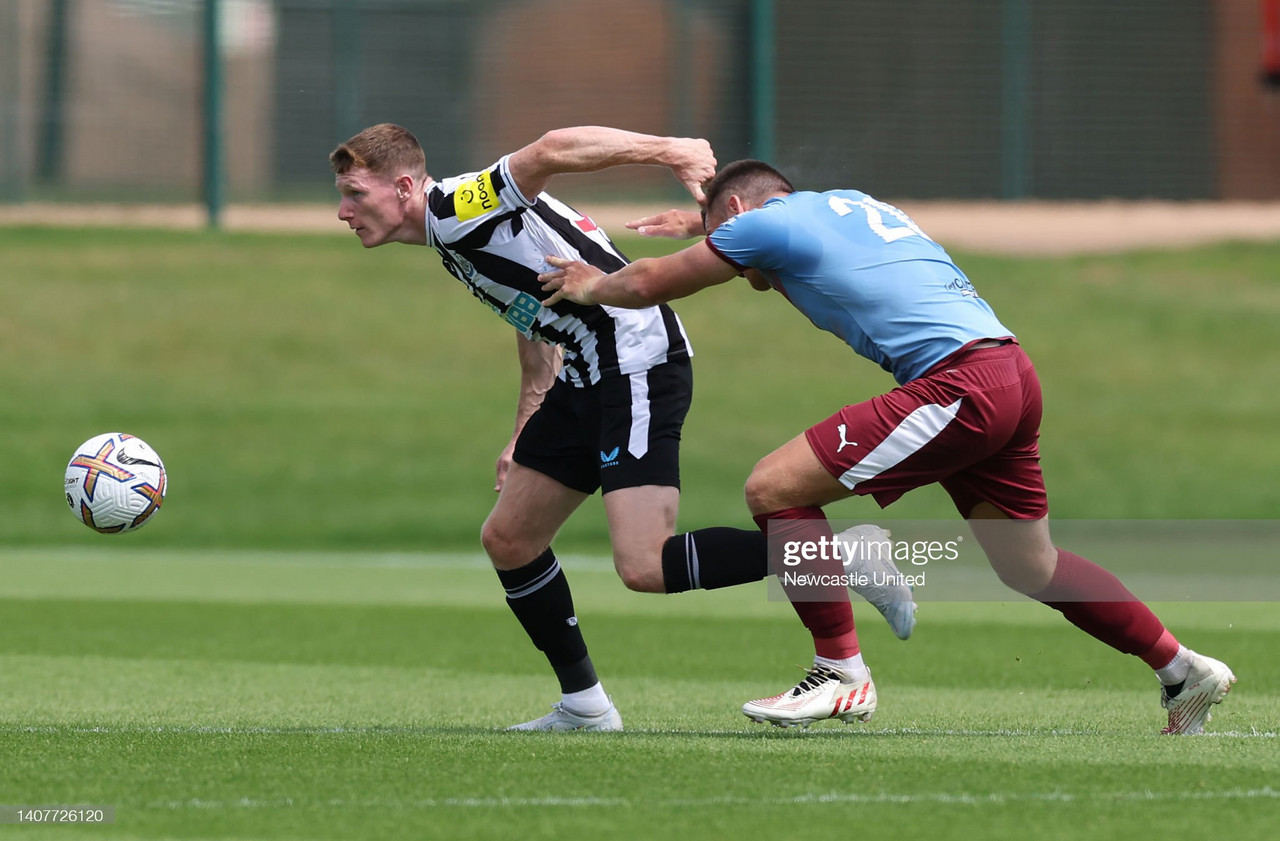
top-left (540, 159), bottom-right (1236, 734)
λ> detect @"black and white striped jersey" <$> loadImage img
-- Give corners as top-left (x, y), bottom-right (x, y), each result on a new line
top-left (424, 154), bottom-right (692, 387)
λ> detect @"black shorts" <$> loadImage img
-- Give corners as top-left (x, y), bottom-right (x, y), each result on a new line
top-left (513, 359), bottom-right (692, 494)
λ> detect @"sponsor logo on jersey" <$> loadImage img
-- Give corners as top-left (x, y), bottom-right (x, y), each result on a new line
top-left (452, 252), bottom-right (477, 280)
top-left (454, 170), bottom-right (499, 222)
top-left (945, 276), bottom-right (978, 297)
top-left (600, 446), bottom-right (620, 467)
top-left (502, 292), bottom-right (541, 336)
top-left (836, 423), bottom-right (858, 453)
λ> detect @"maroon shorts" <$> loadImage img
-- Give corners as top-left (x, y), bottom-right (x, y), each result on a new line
top-left (804, 342), bottom-right (1048, 520)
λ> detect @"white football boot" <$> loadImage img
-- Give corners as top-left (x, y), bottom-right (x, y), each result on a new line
top-left (836, 524), bottom-right (918, 640)
top-left (506, 701), bottom-right (623, 732)
top-left (742, 665), bottom-right (877, 728)
top-left (1160, 651), bottom-right (1236, 735)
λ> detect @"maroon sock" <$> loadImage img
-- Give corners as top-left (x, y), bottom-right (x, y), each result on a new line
top-left (1030, 549), bottom-right (1179, 667)
top-left (754, 507), bottom-right (859, 659)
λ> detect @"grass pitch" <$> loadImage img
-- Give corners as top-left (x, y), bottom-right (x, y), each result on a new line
top-left (3, 228), bottom-right (1280, 838)
top-left (2, 548), bottom-right (1278, 841)
top-left (5, 229), bottom-right (1280, 552)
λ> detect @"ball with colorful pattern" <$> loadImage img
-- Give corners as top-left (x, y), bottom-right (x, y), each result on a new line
top-left (64, 433), bottom-right (167, 533)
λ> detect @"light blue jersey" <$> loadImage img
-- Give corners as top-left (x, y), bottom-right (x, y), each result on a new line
top-left (707, 190), bottom-right (1014, 384)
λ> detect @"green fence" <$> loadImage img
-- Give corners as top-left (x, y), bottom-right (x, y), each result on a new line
top-left (2, 0), bottom-right (1278, 220)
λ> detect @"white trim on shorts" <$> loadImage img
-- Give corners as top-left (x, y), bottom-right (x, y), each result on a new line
top-left (627, 371), bottom-right (651, 460)
top-left (838, 398), bottom-right (963, 490)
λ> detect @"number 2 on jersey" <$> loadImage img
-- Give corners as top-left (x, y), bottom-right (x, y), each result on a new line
top-left (828, 195), bottom-right (933, 244)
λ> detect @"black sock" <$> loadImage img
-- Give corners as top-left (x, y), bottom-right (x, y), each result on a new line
top-left (496, 549), bottom-right (598, 693)
top-left (660, 528), bottom-right (768, 593)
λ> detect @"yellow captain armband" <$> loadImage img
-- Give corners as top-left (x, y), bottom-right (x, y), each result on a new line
top-left (454, 170), bottom-right (500, 222)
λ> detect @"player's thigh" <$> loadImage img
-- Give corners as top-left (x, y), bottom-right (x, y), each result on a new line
top-left (595, 360), bottom-right (690, 587)
top-left (596, 360), bottom-right (692, 489)
top-left (940, 349), bottom-right (1047, 521)
top-left (802, 382), bottom-right (982, 512)
top-left (745, 432), bottom-right (851, 515)
top-left (602, 485), bottom-right (680, 592)
top-left (511, 378), bottom-right (603, 496)
top-left (481, 462), bottom-right (590, 569)
top-left (810, 352), bottom-right (1035, 512)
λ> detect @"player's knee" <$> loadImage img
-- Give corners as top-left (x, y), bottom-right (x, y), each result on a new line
top-left (616, 567), bottom-right (661, 593)
top-left (987, 550), bottom-right (1056, 595)
top-left (743, 467), bottom-right (779, 516)
top-left (480, 518), bottom-right (529, 569)
top-left (478, 520), bottom-right (507, 564)
top-left (613, 552), bottom-right (664, 593)
top-left (991, 563), bottom-right (1038, 595)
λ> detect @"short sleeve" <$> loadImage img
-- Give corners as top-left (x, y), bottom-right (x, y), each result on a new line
top-left (705, 200), bottom-right (791, 273)
top-left (428, 154), bottom-right (532, 246)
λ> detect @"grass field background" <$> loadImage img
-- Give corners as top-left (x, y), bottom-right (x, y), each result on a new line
top-left (5, 227), bottom-right (1280, 550)
top-left (2, 550), bottom-right (1278, 840)
top-left (3, 228), bottom-right (1279, 839)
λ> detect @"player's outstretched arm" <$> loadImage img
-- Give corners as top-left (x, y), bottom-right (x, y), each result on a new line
top-left (539, 243), bottom-right (739, 309)
top-left (626, 209), bottom-right (706, 240)
top-left (506, 127), bottom-right (716, 204)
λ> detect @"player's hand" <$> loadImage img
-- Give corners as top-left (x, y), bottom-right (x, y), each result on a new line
top-left (667, 137), bottom-right (717, 204)
top-left (539, 256), bottom-right (605, 306)
top-left (626, 209), bottom-right (705, 239)
top-left (494, 439), bottom-right (516, 493)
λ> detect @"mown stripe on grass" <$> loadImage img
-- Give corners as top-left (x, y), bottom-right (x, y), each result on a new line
top-left (148, 787), bottom-right (1280, 810)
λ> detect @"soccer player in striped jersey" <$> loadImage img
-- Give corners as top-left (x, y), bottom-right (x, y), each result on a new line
top-left (329, 127), bottom-right (914, 732)
top-left (540, 159), bottom-right (1236, 734)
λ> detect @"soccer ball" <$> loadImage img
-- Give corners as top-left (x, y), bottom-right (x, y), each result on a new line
top-left (64, 433), bottom-right (167, 533)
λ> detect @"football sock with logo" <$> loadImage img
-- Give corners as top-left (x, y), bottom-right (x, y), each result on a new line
top-left (660, 528), bottom-right (768, 593)
top-left (754, 507), bottom-right (860, 659)
top-left (1029, 549), bottom-right (1179, 667)
top-left (496, 548), bottom-right (600, 693)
